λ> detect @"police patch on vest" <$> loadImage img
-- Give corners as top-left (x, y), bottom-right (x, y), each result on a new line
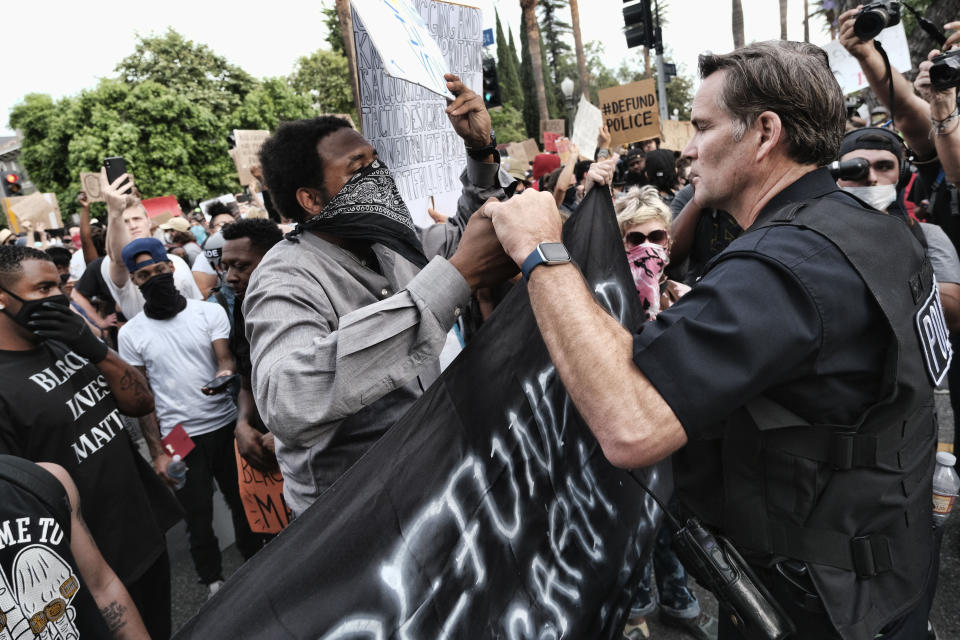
top-left (915, 278), bottom-right (953, 386)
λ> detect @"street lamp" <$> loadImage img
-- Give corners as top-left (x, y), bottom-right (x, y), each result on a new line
top-left (560, 77), bottom-right (576, 132)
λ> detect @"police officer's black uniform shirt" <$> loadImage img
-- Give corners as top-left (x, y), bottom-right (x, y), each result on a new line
top-left (633, 169), bottom-right (888, 441)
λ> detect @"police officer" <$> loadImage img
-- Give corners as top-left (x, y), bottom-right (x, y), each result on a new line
top-left (481, 41), bottom-right (938, 639)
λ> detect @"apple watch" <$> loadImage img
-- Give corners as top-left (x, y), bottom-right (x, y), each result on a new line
top-left (521, 242), bottom-right (572, 281)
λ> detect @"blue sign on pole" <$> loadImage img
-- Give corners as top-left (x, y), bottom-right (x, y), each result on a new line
top-left (483, 28), bottom-right (494, 47)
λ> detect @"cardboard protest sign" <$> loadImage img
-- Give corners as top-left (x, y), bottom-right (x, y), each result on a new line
top-left (352, 0), bottom-right (483, 227)
top-left (660, 120), bottom-right (695, 152)
top-left (521, 137), bottom-right (540, 161)
top-left (140, 196), bottom-right (181, 228)
top-left (572, 95), bottom-right (604, 160)
top-left (80, 171), bottom-right (136, 202)
top-left (540, 118), bottom-right (566, 143)
top-left (231, 130), bottom-right (270, 186)
top-left (173, 186), bottom-right (667, 640)
top-left (506, 141), bottom-right (532, 173)
top-left (350, 0), bottom-right (454, 100)
top-left (824, 23), bottom-right (911, 95)
top-left (5, 193), bottom-right (62, 232)
top-left (544, 131), bottom-right (561, 153)
top-left (234, 444), bottom-right (290, 534)
top-left (598, 79), bottom-right (660, 148)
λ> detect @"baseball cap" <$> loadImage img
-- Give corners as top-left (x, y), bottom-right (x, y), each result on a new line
top-left (121, 238), bottom-right (169, 273)
top-left (159, 216), bottom-right (191, 233)
top-left (839, 127), bottom-right (904, 164)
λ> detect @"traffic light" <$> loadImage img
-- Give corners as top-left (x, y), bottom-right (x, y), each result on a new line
top-left (482, 57), bottom-right (502, 109)
top-left (623, 0), bottom-right (654, 50)
top-left (1, 172), bottom-right (22, 197)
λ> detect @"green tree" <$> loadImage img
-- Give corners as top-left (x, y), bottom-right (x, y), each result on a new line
top-left (495, 13), bottom-right (524, 113)
top-left (489, 105), bottom-right (527, 143)
top-left (537, 0), bottom-right (573, 86)
top-left (288, 49), bottom-right (357, 120)
top-left (539, 32), bottom-right (563, 120)
top-left (321, 4), bottom-right (346, 56)
top-left (664, 70), bottom-right (694, 120)
top-left (230, 78), bottom-right (317, 130)
top-left (115, 28), bottom-right (256, 115)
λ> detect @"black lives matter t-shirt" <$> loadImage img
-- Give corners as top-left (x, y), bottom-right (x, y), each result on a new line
top-left (0, 341), bottom-right (179, 585)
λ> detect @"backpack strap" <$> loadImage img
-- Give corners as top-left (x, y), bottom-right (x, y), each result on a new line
top-left (0, 455), bottom-right (71, 541)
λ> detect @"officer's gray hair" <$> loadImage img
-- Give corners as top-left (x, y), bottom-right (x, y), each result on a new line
top-left (699, 41), bottom-right (844, 167)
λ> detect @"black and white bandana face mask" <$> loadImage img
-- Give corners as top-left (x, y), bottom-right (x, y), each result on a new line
top-left (289, 159), bottom-right (428, 268)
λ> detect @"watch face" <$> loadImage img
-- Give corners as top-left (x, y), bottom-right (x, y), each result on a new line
top-left (540, 243), bottom-right (570, 262)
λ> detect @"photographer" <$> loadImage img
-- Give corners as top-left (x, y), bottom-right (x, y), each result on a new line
top-left (915, 39), bottom-right (960, 185)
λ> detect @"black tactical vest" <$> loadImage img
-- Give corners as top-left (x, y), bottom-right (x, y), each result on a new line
top-left (684, 193), bottom-right (940, 640)
top-left (0, 456), bottom-right (111, 639)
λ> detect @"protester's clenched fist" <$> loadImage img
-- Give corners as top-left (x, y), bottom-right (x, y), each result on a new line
top-left (484, 189), bottom-right (563, 267)
top-left (448, 199), bottom-right (519, 290)
top-left (444, 73), bottom-right (492, 149)
top-left (582, 153), bottom-right (620, 196)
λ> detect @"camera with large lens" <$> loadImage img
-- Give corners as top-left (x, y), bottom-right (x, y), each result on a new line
top-left (931, 49), bottom-right (960, 91)
top-left (854, 2), bottom-right (901, 41)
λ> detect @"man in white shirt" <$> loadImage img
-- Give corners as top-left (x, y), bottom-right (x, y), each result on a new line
top-left (117, 238), bottom-right (259, 595)
top-left (100, 170), bottom-right (201, 319)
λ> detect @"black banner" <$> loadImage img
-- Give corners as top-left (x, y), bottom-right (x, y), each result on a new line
top-left (174, 187), bottom-right (669, 639)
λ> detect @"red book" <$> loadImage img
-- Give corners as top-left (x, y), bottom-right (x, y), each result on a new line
top-left (161, 425), bottom-right (195, 458)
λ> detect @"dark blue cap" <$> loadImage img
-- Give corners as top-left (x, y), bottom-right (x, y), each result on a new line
top-left (121, 238), bottom-right (169, 273)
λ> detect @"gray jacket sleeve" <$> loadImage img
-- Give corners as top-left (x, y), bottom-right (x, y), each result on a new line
top-left (245, 256), bottom-right (470, 448)
top-left (419, 154), bottom-right (516, 260)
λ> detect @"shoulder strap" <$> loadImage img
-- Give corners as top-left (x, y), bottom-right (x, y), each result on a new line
top-left (0, 455), bottom-right (71, 540)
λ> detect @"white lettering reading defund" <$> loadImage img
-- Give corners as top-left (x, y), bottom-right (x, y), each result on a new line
top-left (71, 408), bottom-right (125, 463)
top-left (28, 351), bottom-right (89, 392)
top-left (64, 375), bottom-right (111, 420)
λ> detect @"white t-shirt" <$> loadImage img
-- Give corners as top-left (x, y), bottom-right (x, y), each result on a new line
top-left (192, 253), bottom-right (217, 276)
top-left (118, 299), bottom-right (237, 438)
top-left (101, 253), bottom-right (203, 319)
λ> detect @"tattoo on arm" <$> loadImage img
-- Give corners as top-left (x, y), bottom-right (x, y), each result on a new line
top-left (100, 601), bottom-right (128, 634)
top-left (118, 369), bottom-right (152, 401)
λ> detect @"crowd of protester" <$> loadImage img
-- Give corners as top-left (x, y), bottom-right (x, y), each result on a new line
top-left (0, 10), bottom-right (959, 639)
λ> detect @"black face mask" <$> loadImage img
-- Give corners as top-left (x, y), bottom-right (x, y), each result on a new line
top-left (0, 285), bottom-right (70, 330)
top-left (139, 272), bottom-right (186, 320)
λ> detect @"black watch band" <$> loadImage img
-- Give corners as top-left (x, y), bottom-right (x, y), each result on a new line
top-left (466, 131), bottom-right (497, 160)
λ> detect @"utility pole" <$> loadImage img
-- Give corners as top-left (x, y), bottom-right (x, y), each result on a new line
top-left (654, 0), bottom-right (668, 125)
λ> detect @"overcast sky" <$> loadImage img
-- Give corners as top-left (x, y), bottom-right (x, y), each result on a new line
top-left (0, 0), bottom-right (831, 136)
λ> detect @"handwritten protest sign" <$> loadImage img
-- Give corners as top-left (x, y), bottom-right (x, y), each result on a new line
top-left (598, 79), bottom-right (660, 148)
top-left (660, 120), bottom-right (695, 152)
top-left (231, 130), bottom-right (270, 186)
top-left (540, 118), bottom-right (565, 143)
top-left (352, 0), bottom-right (483, 227)
top-left (235, 443), bottom-right (290, 534)
top-left (506, 141), bottom-right (531, 172)
top-left (544, 131), bottom-right (560, 153)
top-left (5, 193), bottom-right (62, 232)
top-left (824, 23), bottom-right (911, 95)
top-left (572, 95), bottom-right (604, 160)
top-left (350, 0), bottom-right (454, 100)
top-left (521, 137), bottom-right (540, 161)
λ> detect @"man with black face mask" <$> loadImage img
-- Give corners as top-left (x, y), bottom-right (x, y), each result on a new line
top-left (246, 74), bottom-right (519, 517)
top-left (0, 245), bottom-right (180, 640)
top-left (117, 238), bottom-right (260, 597)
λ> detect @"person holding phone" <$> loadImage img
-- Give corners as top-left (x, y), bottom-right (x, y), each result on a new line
top-left (98, 165), bottom-right (202, 321)
top-left (116, 238), bottom-right (260, 597)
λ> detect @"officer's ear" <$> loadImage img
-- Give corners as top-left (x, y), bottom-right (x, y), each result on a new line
top-left (754, 111), bottom-right (783, 162)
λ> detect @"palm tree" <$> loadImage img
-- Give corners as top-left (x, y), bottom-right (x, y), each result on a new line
top-left (732, 0), bottom-right (745, 48)
top-left (520, 0), bottom-right (549, 123)
top-left (780, 0), bottom-right (788, 39)
top-left (569, 0), bottom-right (589, 98)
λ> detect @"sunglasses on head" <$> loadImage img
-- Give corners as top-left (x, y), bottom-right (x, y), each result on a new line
top-left (625, 229), bottom-right (668, 247)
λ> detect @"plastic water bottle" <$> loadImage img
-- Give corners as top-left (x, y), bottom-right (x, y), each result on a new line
top-left (932, 451), bottom-right (960, 527)
top-left (167, 454), bottom-right (188, 491)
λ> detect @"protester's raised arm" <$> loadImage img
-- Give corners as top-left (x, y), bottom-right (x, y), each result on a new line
top-left (101, 169), bottom-right (136, 288)
top-left (916, 48), bottom-right (960, 183)
top-left (77, 192), bottom-right (99, 264)
top-left (838, 6), bottom-right (934, 155)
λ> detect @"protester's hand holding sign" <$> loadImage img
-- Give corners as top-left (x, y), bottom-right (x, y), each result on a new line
top-left (448, 199), bottom-right (519, 290)
top-left (444, 73), bottom-right (493, 152)
top-left (236, 421), bottom-right (278, 472)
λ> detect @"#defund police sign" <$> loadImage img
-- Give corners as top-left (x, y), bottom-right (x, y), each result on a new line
top-left (597, 78), bottom-right (660, 148)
